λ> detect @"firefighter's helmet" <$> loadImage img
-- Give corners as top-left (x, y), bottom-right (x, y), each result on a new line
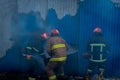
top-left (51, 29), bottom-right (59, 35)
top-left (40, 32), bottom-right (49, 39)
top-left (93, 27), bottom-right (102, 33)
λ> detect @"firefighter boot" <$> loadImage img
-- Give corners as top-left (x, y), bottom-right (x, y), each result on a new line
top-left (85, 70), bottom-right (92, 80)
top-left (49, 75), bottom-right (57, 80)
top-left (85, 75), bottom-right (89, 80)
top-left (85, 74), bottom-right (90, 80)
top-left (98, 70), bottom-right (104, 80)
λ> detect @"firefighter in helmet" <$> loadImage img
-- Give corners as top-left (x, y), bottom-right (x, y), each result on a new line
top-left (25, 32), bottom-right (49, 79)
top-left (85, 27), bottom-right (110, 80)
top-left (46, 29), bottom-right (68, 80)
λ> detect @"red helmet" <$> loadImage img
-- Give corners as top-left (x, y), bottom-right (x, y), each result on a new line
top-left (40, 32), bottom-right (49, 39)
top-left (93, 27), bottom-right (102, 33)
top-left (51, 29), bottom-right (59, 35)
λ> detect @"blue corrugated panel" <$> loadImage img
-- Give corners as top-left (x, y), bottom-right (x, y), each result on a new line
top-left (79, 0), bottom-right (120, 77)
top-left (0, 0), bottom-right (120, 77)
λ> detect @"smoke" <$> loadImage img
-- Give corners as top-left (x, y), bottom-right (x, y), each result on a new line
top-left (111, 0), bottom-right (120, 3)
top-left (10, 11), bottom-right (50, 49)
top-left (0, 0), bottom-right (17, 58)
top-left (48, 0), bottom-right (79, 19)
top-left (17, 0), bottom-right (48, 20)
top-left (17, 0), bottom-right (79, 20)
top-left (0, 0), bottom-right (79, 58)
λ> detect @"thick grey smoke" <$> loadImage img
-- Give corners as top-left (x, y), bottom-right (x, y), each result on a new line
top-left (111, 0), bottom-right (120, 8)
top-left (18, 0), bottom-right (48, 20)
top-left (18, 0), bottom-right (79, 19)
top-left (0, 0), bottom-right (17, 58)
top-left (48, 0), bottom-right (79, 19)
top-left (111, 0), bottom-right (120, 3)
top-left (0, 0), bottom-right (79, 58)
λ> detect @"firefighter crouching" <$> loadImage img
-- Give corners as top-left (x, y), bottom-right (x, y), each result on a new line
top-left (46, 29), bottom-right (68, 80)
top-left (24, 32), bottom-right (49, 79)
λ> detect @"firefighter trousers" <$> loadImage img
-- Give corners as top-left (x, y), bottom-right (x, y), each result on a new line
top-left (46, 61), bottom-right (65, 80)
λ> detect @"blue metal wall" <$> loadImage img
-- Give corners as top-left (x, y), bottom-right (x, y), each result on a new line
top-left (78, 0), bottom-right (120, 77)
top-left (47, 2), bottom-right (80, 76)
top-left (0, 0), bottom-right (120, 77)
top-left (48, 0), bottom-right (120, 77)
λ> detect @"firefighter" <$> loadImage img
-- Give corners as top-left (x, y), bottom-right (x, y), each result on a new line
top-left (40, 32), bottom-right (50, 64)
top-left (46, 29), bottom-right (68, 80)
top-left (24, 32), bottom-right (49, 79)
top-left (85, 27), bottom-right (110, 80)
top-left (26, 32), bottom-right (49, 61)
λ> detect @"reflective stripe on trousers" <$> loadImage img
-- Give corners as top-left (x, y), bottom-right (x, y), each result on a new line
top-left (49, 75), bottom-right (57, 80)
top-left (90, 54), bottom-right (106, 62)
top-left (50, 57), bottom-right (66, 62)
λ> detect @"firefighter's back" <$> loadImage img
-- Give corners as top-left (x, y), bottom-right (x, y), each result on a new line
top-left (48, 36), bottom-right (67, 57)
